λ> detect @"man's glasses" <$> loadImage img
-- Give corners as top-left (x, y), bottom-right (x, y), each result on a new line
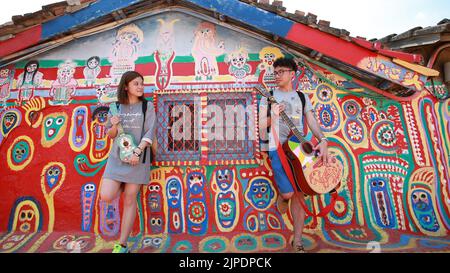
top-left (273, 69), bottom-right (293, 77)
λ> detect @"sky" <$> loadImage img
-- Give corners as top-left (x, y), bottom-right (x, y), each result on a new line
top-left (0, 0), bottom-right (448, 39)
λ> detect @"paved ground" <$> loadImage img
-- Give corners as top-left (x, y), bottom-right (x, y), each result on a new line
top-left (1, 229), bottom-right (449, 253)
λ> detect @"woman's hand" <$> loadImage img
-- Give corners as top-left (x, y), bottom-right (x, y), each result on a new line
top-left (129, 154), bottom-right (140, 166)
top-left (110, 115), bottom-right (120, 126)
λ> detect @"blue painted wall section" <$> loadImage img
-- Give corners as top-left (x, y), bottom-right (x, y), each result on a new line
top-left (42, 0), bottom-right (143, 40)
top-left (185, 0), bottom-right (293, 37)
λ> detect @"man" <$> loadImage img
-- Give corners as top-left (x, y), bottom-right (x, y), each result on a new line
top-left (259, 57), bottom-right (329, 253)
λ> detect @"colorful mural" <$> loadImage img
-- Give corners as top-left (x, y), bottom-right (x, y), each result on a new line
top-left (0, 11), bottom-right (449, 253)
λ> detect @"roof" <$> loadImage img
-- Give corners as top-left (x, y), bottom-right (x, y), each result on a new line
top-left (0, 0), bottom-right (442, 100)
top-left (374, 18), bottom-right (450, 50)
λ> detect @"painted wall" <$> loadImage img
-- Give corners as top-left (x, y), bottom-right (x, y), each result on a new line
top-left (0, 11), bottom-right (448, 252)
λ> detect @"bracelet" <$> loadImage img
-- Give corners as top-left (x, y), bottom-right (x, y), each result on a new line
top-left (133, 151), bottom-right (141, 157)
top-left (320, 137), bottom-right (328, 143)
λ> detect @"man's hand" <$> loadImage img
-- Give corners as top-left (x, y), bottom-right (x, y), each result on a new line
top-left (313, 140), bottom-right (329, 166)
top-left (272, 103), bottom-right (286, 117)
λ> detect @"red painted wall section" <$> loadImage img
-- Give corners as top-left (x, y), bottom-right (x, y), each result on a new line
top-left (0, 26), bottom-right (42, 58)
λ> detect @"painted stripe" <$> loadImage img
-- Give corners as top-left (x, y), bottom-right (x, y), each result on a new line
top-left (42, 0), bottom-right (142, 40)
top-left (0, 25), bottom-right (42, 58)
top-left (184, 0), bottom-right (293, 37)
top-left (287, 22), bottom-right (377, 66)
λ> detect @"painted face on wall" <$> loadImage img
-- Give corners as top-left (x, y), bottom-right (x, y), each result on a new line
top-left (142, 236), bottom-right (163, 250)
top-left (87, 58), bottom-right (99, 69)
top-left (12, 141), bottom-right (30, 164)
top-left (57, 63), bottom-right (75, 85)
top-left (26, 63), bottom-right (37, 74)
top-left (17, 206), bottom-right (36, 233)
top-left (10, 199), bottom-right (41, 233)
top-left (0, 68), bottom-right (9, 78)
top-left (148, 182), bottom-right (162, 212)
top-left (264, 53), bottom-right (276, 66)
top-left (167, 177), bottom-right (181, 203)
top-left (45, 165), bottom-right (62, 189)
top-left (166, 176), bottom-right (184, 233)
top-left (217, 191), bottom-right (236, 228)
top-left (245, 178), bottom-right (274, 210)
top-left (215, 168), bottom-right (233, 191)
top-left (187, 172), bottom-right (205, 195)
top-left (45, 114), bottom-right (65, 140)
top-left (150, 216), bottom-right (163, 234)
top-left (411, 188), bottom-right (440, 232)
top-left (42, 112), bottom-right (68, 147)
top-left (118, 31), bottom-right (140, 44)
top-left (2, 112), bottom-right (18, 135)
top-left (369, 177), bottom-right (395, 228)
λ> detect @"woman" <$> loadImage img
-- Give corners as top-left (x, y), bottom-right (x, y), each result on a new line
top-left (100, 71), bottom-right (156, 253)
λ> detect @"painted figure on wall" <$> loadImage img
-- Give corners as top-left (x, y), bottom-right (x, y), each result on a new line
top-left (83, 56), bottom-right (101, 87)
top-left (225, 47), bottom-right (252, 84)
top-left (0, 67), bottom-right (14, 107)
top-left (16, 60), bottom-right (43, 106)
top-left (255, 47), bottom-right (284, 86)
top-left (154, 18), bottom-right (179, 90)
top-left (109, 24), bottom-right (143, 85)
top-left (192, 22), bottom-right (225, 81)
top-left (95, 84), bottom-right (117, 105)
top-left (49, 60), bottom-right (78, 106)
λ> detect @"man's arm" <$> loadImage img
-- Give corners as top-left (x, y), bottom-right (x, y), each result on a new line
top-left (305, 110), bottom-right (330, 164)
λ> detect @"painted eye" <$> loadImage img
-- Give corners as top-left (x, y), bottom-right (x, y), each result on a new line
top-left (260, 187), bottom-right (267, 193)
top-left (412, 193), bottom-right (418, 200)
top-left (20, 212), bottom-right (27, 221)
top-left (55, 118), bottom-right (64, 125)
top-left (378, 181), bottom-right (384, 187)
top-left (155, 185), bottom-right (160, 191)
top-left (252, 188), bottom-right (258, 193)
top-left (372, 181), bottom-right (377, 187)
top-left (420, 193), bottom-right (428, 201)
top-left (54, 169), bottom-right (60, 175)
top-left (45, 119), bottom-right (53, 127)
top-left (153, 238), bottom-right (162, 245)
top-left (48, 170), bottom-right (54, 175)
top-left (27, 212), bottom-right (34, 220)
top-left (143, 238), bottom-right (152, 246)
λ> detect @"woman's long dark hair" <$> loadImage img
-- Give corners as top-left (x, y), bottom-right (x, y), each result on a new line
top-left (117, 71), bottom-right (145, 104)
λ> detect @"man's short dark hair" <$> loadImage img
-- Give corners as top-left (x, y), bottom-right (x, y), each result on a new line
top-left (273, 57), bottom-right (298, 73)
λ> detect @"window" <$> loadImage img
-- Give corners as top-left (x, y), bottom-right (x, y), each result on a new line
top-left (154, 89), bottom-right (260, 166)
